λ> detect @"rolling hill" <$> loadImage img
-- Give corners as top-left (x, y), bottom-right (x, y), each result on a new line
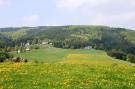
top-left (0, 25), bottom-right (135, 55)
top-left (0, 33), bottom-right (13, 48)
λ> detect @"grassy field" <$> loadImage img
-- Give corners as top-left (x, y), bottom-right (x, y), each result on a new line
top-left (0, 48), bottom-right (135, 89)
top-left (14, 48), bottom-right (118, 63)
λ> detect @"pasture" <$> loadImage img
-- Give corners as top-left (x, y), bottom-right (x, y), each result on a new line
top-left (0, 48), bottom-right (135, 89)
top-left (14, 48), bottom-right (116, 63)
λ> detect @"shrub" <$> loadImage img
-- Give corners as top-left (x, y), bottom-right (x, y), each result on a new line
top-left (107, 51), bottom-right (127, 61)
top-left (14, 57), bottom-right (22, 62)
top-left (31, 45), bottom-right (39, 49)
top-left (0, 59), bottom-right (4, 63)
top-left (5, 53), bottom-right (13, 59)
top-left (0, 52), bottom-right (6, 60)
top-left (24, 59), bottom-right (28, 63)
top-left (0, 52), bottom-right (14, 62)
top-left (127, 54), bottom-right (135, 63)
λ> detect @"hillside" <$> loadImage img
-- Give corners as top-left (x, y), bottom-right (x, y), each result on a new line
top-left (0, 25), bottom-right (135, 55)
top-left (0, 33), bottom-right (13, 48)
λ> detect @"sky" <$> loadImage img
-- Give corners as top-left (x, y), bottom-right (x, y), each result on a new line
top-left (0, 0), bottom-right (135, 29)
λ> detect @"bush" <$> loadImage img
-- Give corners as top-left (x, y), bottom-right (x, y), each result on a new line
top-left (0, 59), bottom-right (4, 63)
top-left (0, 52), bottom-right (6, 60)
top-left (24, 59), bottom-right (28, 63)
top-left (127, 54), bottom-right (135, 63)
top-left (5, 53), bottom-right (13, 59)
top-left (107, 51), bottom-right (127, 61)
top-left (14, 57), bottom-right (22, 62)
top-left (31, 45), bottom-right (39, 49)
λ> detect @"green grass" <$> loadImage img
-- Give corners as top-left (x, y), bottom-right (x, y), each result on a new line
top-left (0, 63), bottom-right (135, 89)
top-left (14, 48), bottom-right (68, 62)
top-left (1, 48), bottom-right (135, 89)
top-left (14, 47), bottom-right (114, 63)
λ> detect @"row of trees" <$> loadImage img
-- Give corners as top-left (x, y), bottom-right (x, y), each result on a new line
top-left (107, 51), bottom-right (135, 63)
top-left (0, 52), bottom-right (28, 63)
top-left (0, 52), bottom-right (13, 62)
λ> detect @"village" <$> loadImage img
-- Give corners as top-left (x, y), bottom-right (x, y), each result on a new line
top-left (17, 41), bottom-right (93, 54)
top-left (17, 41), bottom-right (53, 54)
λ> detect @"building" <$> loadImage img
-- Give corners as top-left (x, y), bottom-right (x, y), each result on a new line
top-left (42, 41), bottom-right (48, 45)
top-left (17, 49), bottom-right (21, 53)
top-left (84, 46), bottom-right (92, 50)
top-left (26, 48), bottom-right (30, 51)
top-left (25, 42), bottom-right (30, 51)
top-left (26, 42), bottom-right (30, 46)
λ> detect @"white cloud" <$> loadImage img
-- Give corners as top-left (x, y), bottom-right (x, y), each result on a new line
top-left (56, 0), bottom-right (135, 29)
top-left (45, 24), bottom-right (63, 26)
top-left (56, 0), bottom-right (135, 9)
top-left (56, 0), bottom-right (113, 9)
top-left (90, 12), bottom-right (135, 28)
top-left (22, 15), bottom-right (40, 26)
top-left (0, 0), bottom-right (6, 6)
top-left (0, 0), bottom-right (10, 7)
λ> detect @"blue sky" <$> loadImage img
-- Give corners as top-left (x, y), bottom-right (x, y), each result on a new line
top-left (0, 0), bottom-right (135, 29)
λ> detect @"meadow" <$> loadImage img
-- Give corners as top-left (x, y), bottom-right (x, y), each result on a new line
top-left (14, 48), bottom-right (116, 63)
top-left (0, 48), bottom-right (135, 89)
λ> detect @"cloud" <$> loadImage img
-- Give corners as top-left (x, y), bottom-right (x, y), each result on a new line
top-left (0, 0), bottom-right (10, 7)
top-left (56, 0), bottom-right (135, 9)
top-left (45, 24), bottom-right (63, 26)
top-left (56, 0), bottom-right (113, 9)
top-left (90, 12), bottom-right (135, 28)
top-left (0, 0), bottom-right (6, 6)
top-left (56, 0), bottom-right (135, 29)
top-left (22, 15), bottom-right (40, 26)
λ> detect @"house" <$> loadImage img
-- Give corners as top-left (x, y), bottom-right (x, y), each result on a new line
top-left (26, 42), bottom-right (30, 46)
top-left (25, 42), bottom-right (30, 51)
top-left (84, 46), bottom-right (92, 50)
top-left (42, 41), bottom-right (48, 45)
top-left (17, 49), bottom-right (21, 53)
top-left (26, 48), bottom-right (30, 51)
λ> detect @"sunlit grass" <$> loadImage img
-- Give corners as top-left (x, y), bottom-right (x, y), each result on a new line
top-left (2, 48), bottom-right (135, 89)
top-left (14, 48), bottom-right (110, 63)
top-left (0, 63), bottom-right (135, 89)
